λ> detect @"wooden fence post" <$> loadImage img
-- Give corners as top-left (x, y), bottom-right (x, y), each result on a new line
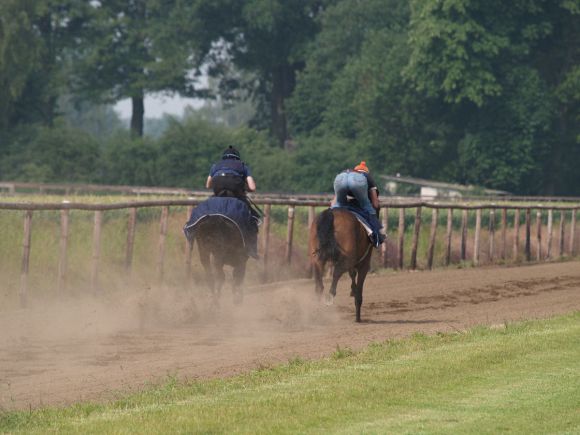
top-left (306, 206), bottom-right (316, 278)
top-left (91, 210), bottom-right (102, 293)
top-left (185, 205), bottom-right (194, 281)
top-left (308, 206), bottom-right (316, 231)
top-left (460, 210), bottom-right (468, 261)
top-left (19, 210), bottom-right (33, 308)
top-left (381, 207), bottom-right (389, 268)
top-left (57, 209), bottom-right (69, 295)
top-left (513, 209), bottom-right (520, 261)
top-left (262, 204), bottom-right (271, 275)
top-left (569, 209), bottom-right (576, 256)
top-left (501, 208), bottom-right (507, 260)
top-left (525, 208), bottom-right (531, 261)
top-left (473, 209), bottom-right (482, 265)
top-left (546, 209), bottom-right (553, 259)
top-left (285, 205), bottom-right (295, 265)
top-left (157, 206), bottom-right (169, 284)
top-left (559, 210), bottom-right (565, 257)
top-left (536, 210), bottom-right (542, 261)
top-left (488, 209), bottom-right (495, 262)
top-left (410, 207), bottom-right (422, 270)
top-left (398, 208), bottom-right (405, 269)
top-left (445, 208), bottom-right (453, 266)
top-left (427, 208), bottom-right (438, 270)
top-left (125, 207), bottom-right (137, 272)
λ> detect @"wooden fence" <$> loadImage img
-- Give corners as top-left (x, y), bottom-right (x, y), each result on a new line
top-left (1, 198), bottom-right (579, 308)
top-left (4, 180), bottom-right (580, 203)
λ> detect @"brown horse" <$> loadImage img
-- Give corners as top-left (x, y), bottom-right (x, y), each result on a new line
top-left (189, 215), bottom-right (248, 306)
top-left (309, 208), bottom-right (373, 322)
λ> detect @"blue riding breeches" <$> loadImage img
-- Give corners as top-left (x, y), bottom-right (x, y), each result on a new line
top-left (332, 171), bottom-right (375, 217)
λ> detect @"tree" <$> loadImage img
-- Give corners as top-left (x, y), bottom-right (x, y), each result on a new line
top-left (405, 0), bottom-right (580, 193)
top-left (288, 0), bottom-right (409, 136)
top-left (288, 0), bottom-right (447, 178)
top-left (0, 0), bottom-right (89, 129)
top-left (76, 0), bottom-right (208, 137)
top-left (200, 0), bottom-right (329, 146)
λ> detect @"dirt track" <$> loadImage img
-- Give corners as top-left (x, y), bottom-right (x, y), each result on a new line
top-left (1, 260), bottom-right (580, 410)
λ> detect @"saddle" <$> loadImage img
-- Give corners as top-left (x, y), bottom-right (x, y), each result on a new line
top-left (335, 205), bottom-right (385, 247)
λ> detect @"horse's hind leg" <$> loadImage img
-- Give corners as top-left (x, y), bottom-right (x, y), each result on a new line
top-left (213, 256), bottom-right (226, 302)
top-left (313, 260), bottom-right (324, 299)
top-left (349, 270), bottom-right (357, 297)
top-left (198, 245), bottom-right (214, 293)
top-left (232, 258), bottom-right (247, 305)
top-left (326, 265), bottom-right (343, 305)
top-left (353, 261), bottom-right (370, 322)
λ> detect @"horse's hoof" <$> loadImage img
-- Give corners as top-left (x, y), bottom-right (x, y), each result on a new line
top-left (324, 294), bottom-right (334, 306)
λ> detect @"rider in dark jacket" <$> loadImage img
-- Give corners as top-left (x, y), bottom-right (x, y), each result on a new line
top-left (206, 146), bottom-right (260, 258)
top-left (206, 146), bottom-right (256, 197)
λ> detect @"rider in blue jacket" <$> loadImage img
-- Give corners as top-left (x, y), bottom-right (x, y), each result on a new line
top-left (206, 146), bottom-right (256, 197)
top-left (206, 146), bottom-right (259, 258)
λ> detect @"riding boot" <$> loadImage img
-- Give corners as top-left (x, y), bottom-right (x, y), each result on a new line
top-left (246, 222), bottom-right (259, 259)
top-left (368, 214), bottom-right (386, 246)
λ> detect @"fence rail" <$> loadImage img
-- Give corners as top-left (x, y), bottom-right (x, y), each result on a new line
top-left (4, 180), bottom-right (580, 203)
top-left (1, 197), bottom-right (579, 308)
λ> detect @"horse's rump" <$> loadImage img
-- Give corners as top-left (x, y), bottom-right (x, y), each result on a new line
top-left (184, 196), bottom-right (255, 252)
top-left (191, 215), bottom-right (245, 248)
top-left (311, 208), bottom-right (371, 268)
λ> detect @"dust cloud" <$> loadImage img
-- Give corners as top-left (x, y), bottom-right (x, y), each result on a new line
top-left (0, 277), bottom-right (340, 353)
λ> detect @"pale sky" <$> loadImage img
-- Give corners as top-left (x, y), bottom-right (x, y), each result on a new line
top-left (114, 93), bottom-right (204, 119)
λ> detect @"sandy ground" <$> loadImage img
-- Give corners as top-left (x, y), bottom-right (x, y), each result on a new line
top-left (1, 260), bottom-right (579, 411)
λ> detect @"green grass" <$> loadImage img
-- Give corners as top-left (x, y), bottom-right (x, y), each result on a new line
top-left (1, 313), bottom-right (579, 434)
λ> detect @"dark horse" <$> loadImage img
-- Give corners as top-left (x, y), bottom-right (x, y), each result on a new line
top-left (190, 215), bottom-right (248, 305)
top-left (309, 208), bottom-right (373, 322)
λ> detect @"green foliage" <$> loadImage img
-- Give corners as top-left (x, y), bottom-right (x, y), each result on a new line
top-left (291, 0), bottom-right (580, 194)
top-left (100, 132), bottom-right (160, 186)
top-left (289, 0), bottom-right (409, 136)
top-left (0, 0), bottom-right (90, 128)
top-left (1, 0), bottom-right (580, 195)
top-left (454, 66), bottom-right (552, 193)
top-left (204, 0), bottom-right (328, 145)
top-left (0, 0), bottom-right (39, 129)
top-left (0, 123), bottom-right (100, 182)
top-left (156, 117), bottom-right (233, 188)
top-left (58, 96), bottom-right (125, 140)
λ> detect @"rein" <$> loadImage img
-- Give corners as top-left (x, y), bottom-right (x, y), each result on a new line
top-left (356, 241), bottom-right (373, 265)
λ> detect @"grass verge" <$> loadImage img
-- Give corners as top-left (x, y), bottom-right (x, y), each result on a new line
top-left (1, 312), bottom-right (579, 434)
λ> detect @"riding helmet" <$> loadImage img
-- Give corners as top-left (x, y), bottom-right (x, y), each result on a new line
top-left (222, 145), bottom-right (241, 160)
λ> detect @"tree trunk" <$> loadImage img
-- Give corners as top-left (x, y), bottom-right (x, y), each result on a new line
top-left (545, 107), bottom-right (565, 194)
top-left (130, 92), bottom-right (144, 138)
top-left (270, 66), bottom-right (288, 147)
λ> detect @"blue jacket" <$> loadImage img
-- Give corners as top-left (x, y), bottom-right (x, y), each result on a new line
top-left (209, 159), bottom-right (252, 178)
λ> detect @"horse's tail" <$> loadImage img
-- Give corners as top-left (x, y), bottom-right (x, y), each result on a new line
top-left (316, 209), bottom-right (340, 264)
